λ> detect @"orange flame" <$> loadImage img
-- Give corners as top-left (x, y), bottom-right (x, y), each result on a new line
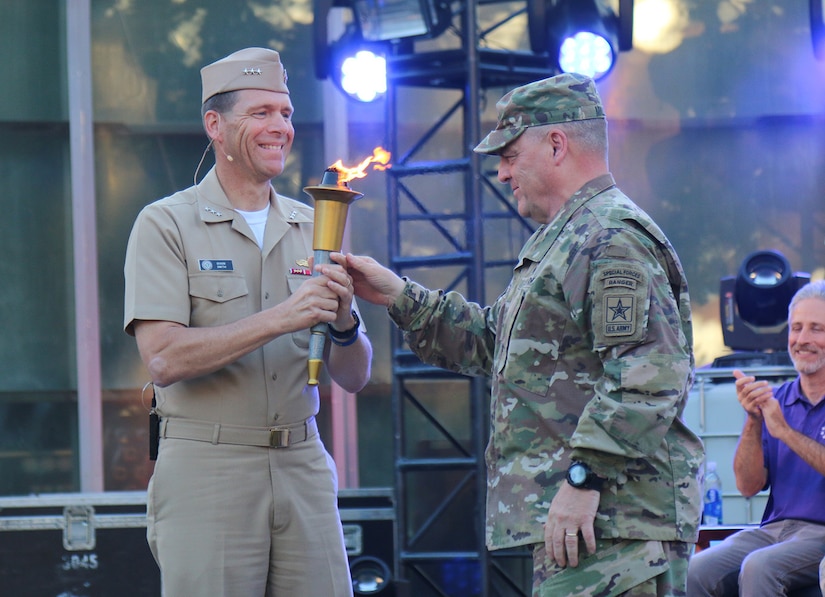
top-left (329, 146), bottom-right (392, 184)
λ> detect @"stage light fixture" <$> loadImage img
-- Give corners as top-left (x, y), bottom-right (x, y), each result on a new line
top-left (719, 249), bottom-right (810, 352)
top-left (326, 24), bottom-right (390, 102)
top-left (313, 0), bottom-right (452, 100)
top-left (340, 48), bottom-right (388, 102)
top-left (812, 0), bottom-right (825, 60)
top-left (351, 0), bottom-right (452, 42)
top-left (558, 31), bottom-right (615, 79)
top-left (350, 555), bottom-right (392, 594)
top-left (528, 0), bottom-right (633, 80)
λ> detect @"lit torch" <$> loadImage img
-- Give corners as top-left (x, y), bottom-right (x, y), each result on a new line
top-left (303, 147), bottom-right (391, 386)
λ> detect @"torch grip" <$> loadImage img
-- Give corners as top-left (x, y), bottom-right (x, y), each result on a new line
top-left (307, 249), bottom-right (331, 386)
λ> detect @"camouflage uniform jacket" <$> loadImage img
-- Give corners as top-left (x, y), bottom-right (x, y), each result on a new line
top-left (388, 174), bottom-right (704, 551)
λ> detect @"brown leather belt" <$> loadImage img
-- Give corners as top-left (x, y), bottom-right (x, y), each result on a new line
top-left (159, 416), bottom-right (317, 448)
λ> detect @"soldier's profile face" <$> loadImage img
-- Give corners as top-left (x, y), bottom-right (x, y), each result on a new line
top-left (497, 131), bottom-right (556, 224)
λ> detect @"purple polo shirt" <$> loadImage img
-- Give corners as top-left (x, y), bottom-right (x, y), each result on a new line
top-left (761, 378), bottom-right (825, 526)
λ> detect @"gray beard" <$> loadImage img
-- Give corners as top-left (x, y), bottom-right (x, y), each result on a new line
top-left (789, 349), bottom-right (825, 376)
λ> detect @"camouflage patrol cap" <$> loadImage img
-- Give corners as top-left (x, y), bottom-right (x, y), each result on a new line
top-left (201, 47), bottom-right (289, 103)
top-left (473, 73), bottom-right (605, 155)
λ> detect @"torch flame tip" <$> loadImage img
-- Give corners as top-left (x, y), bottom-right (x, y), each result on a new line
top-left (326, 146), bottom-right (392, 185)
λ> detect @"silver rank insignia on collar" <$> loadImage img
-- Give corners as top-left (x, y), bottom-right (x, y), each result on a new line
top-left (243, 68), bottom-right (262, 76)
top-left (204, 206), bottom-right (223, 217)
top-left (288, 210), bottom-right (297, 221)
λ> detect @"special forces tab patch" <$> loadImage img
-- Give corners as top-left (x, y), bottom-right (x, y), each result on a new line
top-left (592, 261), bottom-right (649, 347)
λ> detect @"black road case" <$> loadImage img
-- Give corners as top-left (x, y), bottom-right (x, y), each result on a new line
top-left (0, 491), bottom-right (160, 596)
top-left (0, 488), bottom-right (397, 596)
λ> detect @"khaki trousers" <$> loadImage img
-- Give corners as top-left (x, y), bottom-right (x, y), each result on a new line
top-left (147, 432), bottom-right (352, 597)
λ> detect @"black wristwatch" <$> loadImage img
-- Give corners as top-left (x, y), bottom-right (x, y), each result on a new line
top-left (328, 310), bottom-right (360, 339)
top-left (566, 461), bottom-right (604, 491)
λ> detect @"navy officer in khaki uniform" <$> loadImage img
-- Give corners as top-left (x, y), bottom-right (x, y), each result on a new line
top-left (124, 47), bottom-right (372, 597)
top-left (344, 74), bottom-right (703, 596)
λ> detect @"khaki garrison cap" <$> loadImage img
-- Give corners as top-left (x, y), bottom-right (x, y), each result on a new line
top-left (474, 73), bottom-right (605, 155)
top-left (200, 47), bottom-right (289, 104)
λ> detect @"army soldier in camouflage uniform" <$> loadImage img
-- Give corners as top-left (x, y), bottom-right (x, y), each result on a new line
top-left (345, 73), bottom-right (704, 596)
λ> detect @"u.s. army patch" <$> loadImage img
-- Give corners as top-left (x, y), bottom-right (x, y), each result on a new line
top-left (604, 295), bottom-right (635, 336)
top-left (591, 260), bottom-right (649, 347)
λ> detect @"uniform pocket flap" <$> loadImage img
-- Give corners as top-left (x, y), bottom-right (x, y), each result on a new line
top-left (189, 273), bottom-right (248, 303)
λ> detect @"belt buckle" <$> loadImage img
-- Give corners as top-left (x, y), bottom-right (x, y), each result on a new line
top-left (269, 428), bottom-right (290, 448)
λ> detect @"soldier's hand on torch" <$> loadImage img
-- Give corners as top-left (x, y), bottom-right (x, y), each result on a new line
top-left (321, 252), bottom-right (357, 325)
top-left (344, 253), bottom-right (406, 308)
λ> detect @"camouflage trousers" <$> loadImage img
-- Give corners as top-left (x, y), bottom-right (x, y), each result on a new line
top-left (532, 538), bottom-right (692, 597)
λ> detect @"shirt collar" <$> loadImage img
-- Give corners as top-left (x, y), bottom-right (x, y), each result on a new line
top-left (518, 173), bottom-right (617, 264)
top-left (195, 167), bottom-right (312, 225)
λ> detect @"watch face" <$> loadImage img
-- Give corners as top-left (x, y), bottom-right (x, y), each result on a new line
top-left (568, 463), bottom-right (588, 485)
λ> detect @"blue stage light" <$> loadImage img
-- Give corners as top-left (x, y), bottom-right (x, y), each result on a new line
top-left (528, 0), bottom-right (633, 81)
top-left (558, 31), bottom-right (615, 79)
top-left (339, 49), bottom-right (387, 102)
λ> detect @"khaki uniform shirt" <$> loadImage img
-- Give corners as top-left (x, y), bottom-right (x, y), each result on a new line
top-left (388, 174), bottom-right (704, 550)
top-left (124, 167), bottom-right (319, 426)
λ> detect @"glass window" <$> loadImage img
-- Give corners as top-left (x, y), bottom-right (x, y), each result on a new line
top-left (0, 2), bottom-right (78, 494)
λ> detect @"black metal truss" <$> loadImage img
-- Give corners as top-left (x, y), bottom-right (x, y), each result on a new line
top-left (385, 2), bottom-right (553, 595)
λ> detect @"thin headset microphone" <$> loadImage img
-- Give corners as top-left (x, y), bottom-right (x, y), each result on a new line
top-left (193, 138), bottom-right (214, 186)
top-left (193, 138), bottom-right (233, 186)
